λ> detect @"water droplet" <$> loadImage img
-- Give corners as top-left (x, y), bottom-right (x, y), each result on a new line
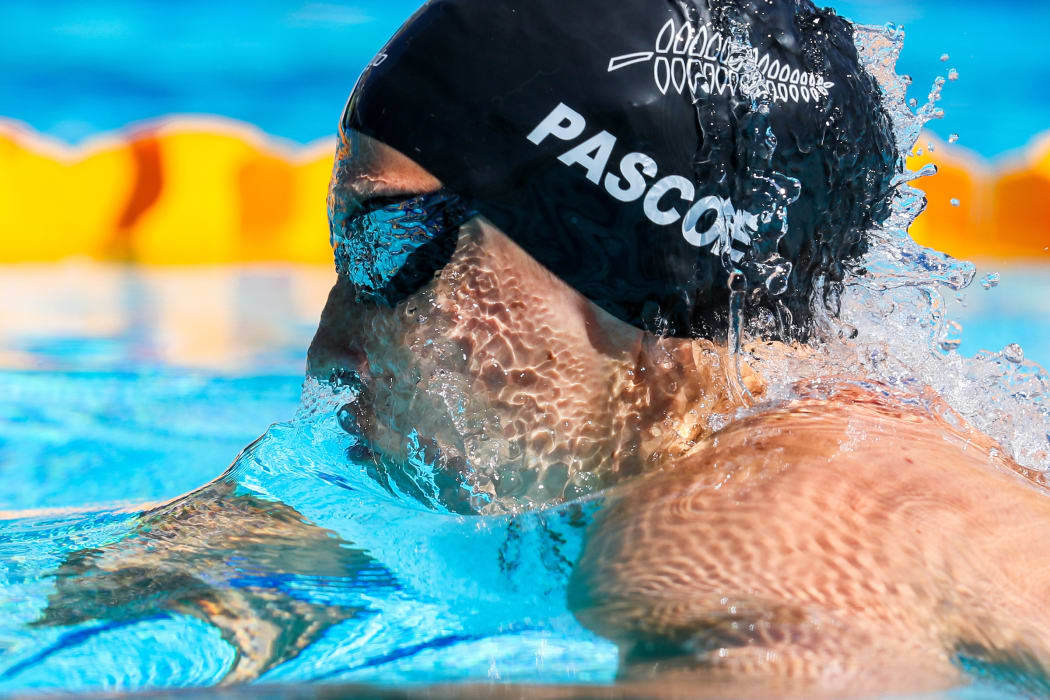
top-left (1003, 344), bottom-right (1025, 364)
top-left (765, 267), bottom-right (790, 296)
top-left (940, 53), bottom-right (950, 62)
top-left (927, 143), bottom-right (936, 153)
top-left (950, 198), bottom-right (960, 207)
top-left (947, 68), bottom-right (959, 81)
top-left (948, 133), bottom-right (959, 144)
top-left (916, 148), bottom-right (924, 156)
top-left (917, 162), bottom-right (938, 178)
top-left (908, 97), bottom-right (918, 108)
top-left (564, 470), bottom-right (599, 500)
top-left (981, 273), bottom-right (1000, 290)
top-left (939, 320), bottom-right (963, 352)
top-left (337, 403), bottom-right (365, 436)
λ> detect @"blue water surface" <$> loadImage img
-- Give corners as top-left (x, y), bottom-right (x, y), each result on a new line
top-left (0, 383), bottom-right (617, 694)
top-left (0, 264), bottom-right (620, 693)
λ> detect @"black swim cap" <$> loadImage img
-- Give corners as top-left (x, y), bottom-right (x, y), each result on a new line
top-left (343, 0), bottom-right (896, 338)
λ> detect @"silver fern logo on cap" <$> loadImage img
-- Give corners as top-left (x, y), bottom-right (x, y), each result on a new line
top-left (608, 18), bottom-right (835, 104)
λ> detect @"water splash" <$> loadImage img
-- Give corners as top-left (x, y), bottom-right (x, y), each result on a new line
top-left (752, 22), bottom-right (1050, 472)
top-left (691, 8), bottom-right (800, 404)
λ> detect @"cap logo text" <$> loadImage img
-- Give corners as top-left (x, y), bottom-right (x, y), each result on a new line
top-left (608, 18), bottom-right (834, 104)
top-left (527, 103), bottom-right (755, 262)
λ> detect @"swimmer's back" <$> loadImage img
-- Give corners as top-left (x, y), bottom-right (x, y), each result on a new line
top-left (569, 383), bottom-right (1050, 697)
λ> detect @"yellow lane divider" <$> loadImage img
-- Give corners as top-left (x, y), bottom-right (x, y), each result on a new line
top-left (1, 117), bottom-right (1048, 262)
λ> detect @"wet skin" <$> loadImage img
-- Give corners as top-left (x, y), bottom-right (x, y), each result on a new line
top-left (308, 130), bottom-right (1050, 695)
top-left (570, 381), bottom-right (1050, 697)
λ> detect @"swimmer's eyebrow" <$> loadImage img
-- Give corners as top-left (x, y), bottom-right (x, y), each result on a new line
top-left (338, 165), bottom-right (431, 198)
top-left (335, 128), bottom-right (443, 206)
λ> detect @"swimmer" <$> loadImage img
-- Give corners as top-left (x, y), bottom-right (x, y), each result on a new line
top-left (31, 0), bottom-right (1050, 694)
top-left (309, 0), bottom-right (898, 511)
top-left (306, 0), bottom-right (1050, 695)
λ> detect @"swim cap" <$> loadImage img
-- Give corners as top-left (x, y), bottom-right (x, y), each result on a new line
top-left (342, 0), bottom-right (896, 338)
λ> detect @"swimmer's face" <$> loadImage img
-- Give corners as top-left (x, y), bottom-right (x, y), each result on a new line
top-left (308, 129), bottom-right (749, 513)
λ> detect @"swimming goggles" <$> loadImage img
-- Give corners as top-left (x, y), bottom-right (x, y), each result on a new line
top-left (332, 188), bottom-right (479, 306)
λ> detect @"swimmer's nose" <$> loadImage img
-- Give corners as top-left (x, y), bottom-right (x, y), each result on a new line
top-left (307, 346), bottom-right (357, 382)
top-left (307, 329), bottom-right (367, 382)
top-left (306, 278), bottom-right (369, 381)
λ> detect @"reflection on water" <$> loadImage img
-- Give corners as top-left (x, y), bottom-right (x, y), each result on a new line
top-left (31, 480), bottom-right (386, 685)
top-left (0, 407), bottom-right (614, 692)
top-left (0, 261), bottom-right (334, 372)
top-left (0, 263), bottom-right (335, 512)
top-left (2, 260), bottom-right (1045, 379)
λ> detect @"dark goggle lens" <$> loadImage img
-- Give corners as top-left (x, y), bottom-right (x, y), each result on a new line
top-left (332, 189), bottom-right (478, 306)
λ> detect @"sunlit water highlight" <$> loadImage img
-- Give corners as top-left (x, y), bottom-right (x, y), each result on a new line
top-left (2, 20), bottom-right (1050, 700)
top-left (1, 396), bottom-right (616, 692)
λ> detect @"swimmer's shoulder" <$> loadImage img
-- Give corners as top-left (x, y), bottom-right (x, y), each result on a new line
top-left (665, 374), bottom-right (1040, 499)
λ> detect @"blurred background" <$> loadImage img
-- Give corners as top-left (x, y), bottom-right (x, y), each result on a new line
top-left (1, 0), bottom-right (1048, 510)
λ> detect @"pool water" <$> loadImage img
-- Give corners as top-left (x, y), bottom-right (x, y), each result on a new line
top-left (0, 263), bottom-right (621, 694)
top-left (0, 262), bottom-right (1046, 696)
top-left (0, 263), bottom-right (329, 513)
